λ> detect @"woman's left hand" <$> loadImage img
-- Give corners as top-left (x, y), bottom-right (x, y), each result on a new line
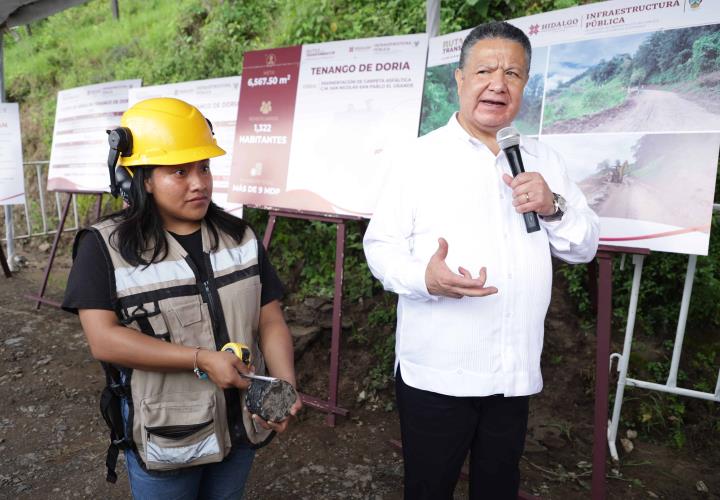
top-left (252, 396), bottom-right (303, 433)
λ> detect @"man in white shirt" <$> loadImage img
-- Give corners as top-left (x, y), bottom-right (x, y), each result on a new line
top-left (363, 21), bottom-right (599, 499)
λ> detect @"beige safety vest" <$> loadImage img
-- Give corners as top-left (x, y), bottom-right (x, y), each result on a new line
top-left (91, 218), bottom-right (272, 471)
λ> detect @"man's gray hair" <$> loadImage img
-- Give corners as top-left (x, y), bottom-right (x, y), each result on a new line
top-left (458, 21), bottom-right (532, 73)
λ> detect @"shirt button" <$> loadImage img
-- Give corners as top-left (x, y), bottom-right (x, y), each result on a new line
top-left (508, 273), bottom-right (512, 279)
top-left (505, 312), bottom-right (511, 318)
top-left (456, 369), bottom-right (463, 375)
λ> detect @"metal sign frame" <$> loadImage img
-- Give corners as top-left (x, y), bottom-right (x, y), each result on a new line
top-left (607, 208), bottom-right (720, 461)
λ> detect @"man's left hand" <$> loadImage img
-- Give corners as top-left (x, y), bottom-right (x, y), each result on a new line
top-left (502, 173), bottom-right (555, 217)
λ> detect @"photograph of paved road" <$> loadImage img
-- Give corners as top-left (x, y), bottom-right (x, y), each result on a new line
top-left (542, 25), bottom-right (720, 134)
top-left (541, 133), bottom-right (720, 230)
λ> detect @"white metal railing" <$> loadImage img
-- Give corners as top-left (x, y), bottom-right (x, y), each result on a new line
top-left (607, 204), bottom-right (720, 461)
top-left (2, 161), bottom-right (80, 244)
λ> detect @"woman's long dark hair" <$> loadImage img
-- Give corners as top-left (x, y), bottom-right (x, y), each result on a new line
top-left (103, 166), bottom-right (248, 266)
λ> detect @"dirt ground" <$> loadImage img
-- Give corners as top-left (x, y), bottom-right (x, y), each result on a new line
top-left (0, 238), bottom-right (718, 499)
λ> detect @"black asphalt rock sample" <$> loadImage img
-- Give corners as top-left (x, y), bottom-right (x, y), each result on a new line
top-left (246, 378), bottom-right (297, 422)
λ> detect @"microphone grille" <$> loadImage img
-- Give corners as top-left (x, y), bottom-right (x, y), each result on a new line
top-left (496, 127), bottom-right (520, 150)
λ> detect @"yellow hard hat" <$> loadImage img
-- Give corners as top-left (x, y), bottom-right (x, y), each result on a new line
top-left (118, 97), bottom-right (225, 167)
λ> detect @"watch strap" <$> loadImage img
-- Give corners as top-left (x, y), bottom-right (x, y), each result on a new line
top-left (540, 193), bottom-right (564, 222)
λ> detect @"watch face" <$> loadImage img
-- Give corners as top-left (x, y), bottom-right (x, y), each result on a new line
top-left (556, 194), bottom-right (567, 212)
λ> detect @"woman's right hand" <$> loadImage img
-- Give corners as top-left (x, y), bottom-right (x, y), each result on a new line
top-left (196, 349), bottom-right (251, 390)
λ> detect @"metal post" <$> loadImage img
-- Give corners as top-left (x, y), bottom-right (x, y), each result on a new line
top-left (72, 192), bottom-right (79, 228)
top-left (23, 193), bottom-right (31, 236)
top-left (3, 208), bottom-right (13, 271)
top-left (36, 163), bottom-right (48, 233)
top-left (111, 0), bottom-right (120, 20)
top-left (326, 221), bottom-right (346, 426)
top-left (592, 250), bottom-right (613, 499)
top-left (94, 193), bottom-right (104, 222)
top-left (260, 208), bottom-right (350, 423)
top-left (426, 0), bottom-right (441, 37)
top-left (262, 215), bottom-right (277, 250)
top-left (30, 193), bottom-right (73, 309)
top-left (55, 191), bottom-right (63, 221)
top-left (1, 34), bottom-right (17, 272)
top-left (592, 245), bottom-right (649, 497)
top-left (608, 254), bottom-right (645, 461)
top-left (666, 254), bottom-right (697, 387)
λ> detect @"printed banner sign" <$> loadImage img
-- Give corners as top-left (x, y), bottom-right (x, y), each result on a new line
top-left (47, 79), bottom-right (141, 193)
top-left (420, 0), bottom-right (720, 255)
top-left (129, 77), bottom-right (243, 214)
top-left (229, 33), bottom-right (429, 216)
top-left (0, 103), bottom-right (25, 206)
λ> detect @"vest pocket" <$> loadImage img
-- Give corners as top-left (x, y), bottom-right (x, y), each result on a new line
top-left (162, 296), bottom-right (214, 350)
top-left (172, 299), bottom-right (202, 327)
top-left (140, 392), bottom-right (225, 470)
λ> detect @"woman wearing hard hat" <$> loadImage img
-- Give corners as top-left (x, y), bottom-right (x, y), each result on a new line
top-left (62, 97), bottom-right (301, 499)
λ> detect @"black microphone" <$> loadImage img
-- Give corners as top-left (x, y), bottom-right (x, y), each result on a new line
top-left (496, 127), bottom-right (540, 233)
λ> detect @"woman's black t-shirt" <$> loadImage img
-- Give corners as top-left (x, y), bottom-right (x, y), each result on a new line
top-left (62, 228), bottom-right (284, 314)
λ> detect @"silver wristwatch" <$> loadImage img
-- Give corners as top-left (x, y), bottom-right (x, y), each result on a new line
top-left (541, 193), bottom-right (566, 222)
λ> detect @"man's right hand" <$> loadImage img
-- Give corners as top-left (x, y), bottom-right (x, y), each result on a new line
top-left (197, 350), bottom-right (252, 390)
top-left (425, 238), bottom-right (498, 299)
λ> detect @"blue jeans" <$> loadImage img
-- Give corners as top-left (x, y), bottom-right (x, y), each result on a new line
top-left (125, 446), bottom-right (255, 500)
top-left (120, 394), bottom-right (254, 499)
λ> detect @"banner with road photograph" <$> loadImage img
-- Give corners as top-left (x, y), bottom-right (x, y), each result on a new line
top-left (228, 33), bottom-right (428, 216)
top-left (421, 0), bottom-right (720, 255)
top-left (129, 77), bottom-right (243, 214)
top-left (47, 79), bottom-right (141, 193)
top-left (0, 103), bottom-right (25, 206)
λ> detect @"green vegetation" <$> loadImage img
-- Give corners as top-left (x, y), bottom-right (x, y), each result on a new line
top-left (615, 338), bottom-right (720, 450)
top-left (543, 57), bottom-right (630, 126)
top-left (634, 26), bottom-right (720, 85)
top-left (419, 63), bottom-right (458, 136)
top-left (515, 72), bottom-right (544, 134)
top-left (545, 25), bottom-right (720, 126)
top-left (560, 213), bottom-right (720, 336)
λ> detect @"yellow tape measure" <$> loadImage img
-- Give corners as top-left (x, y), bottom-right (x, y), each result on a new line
top-left (221, 342), bottom-right (252, 366)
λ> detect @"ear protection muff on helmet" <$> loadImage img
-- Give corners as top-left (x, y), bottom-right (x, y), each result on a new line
top-left (107, 127), bottom-right (133, 202)
top-left (106, 110), bottom-right (217, 203)
top-left (114, 163), bottom-right (134, 203)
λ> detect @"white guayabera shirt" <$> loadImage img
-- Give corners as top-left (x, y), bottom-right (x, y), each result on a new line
top-left (363, 114), bottom-right (599, 397)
